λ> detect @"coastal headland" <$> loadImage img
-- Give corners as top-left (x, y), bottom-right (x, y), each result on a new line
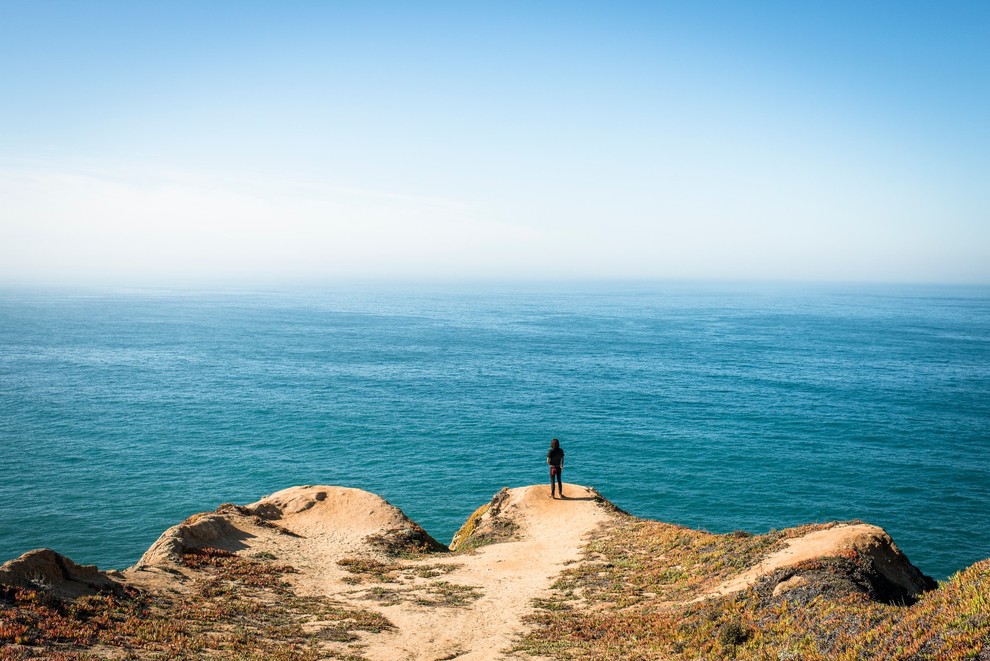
top-left (1, 484), bottom-right (988, 659)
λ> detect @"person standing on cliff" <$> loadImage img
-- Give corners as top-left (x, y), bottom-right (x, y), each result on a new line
top-left (547, 438), bottom-right (564, 498)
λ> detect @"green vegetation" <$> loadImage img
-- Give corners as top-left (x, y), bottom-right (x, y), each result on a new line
top-left (449, 489), bottom-right (520, 552)
top-left (449, 502), bottom-right (491, 551)
top-left (517, 517), bottom-right (990, 660)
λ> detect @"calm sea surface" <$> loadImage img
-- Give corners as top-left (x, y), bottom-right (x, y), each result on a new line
top-left (1, 283), bottom-right (988, 580)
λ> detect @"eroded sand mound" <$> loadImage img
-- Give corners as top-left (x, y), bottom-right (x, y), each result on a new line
top-left (136, 485), bottom-right (446, 570)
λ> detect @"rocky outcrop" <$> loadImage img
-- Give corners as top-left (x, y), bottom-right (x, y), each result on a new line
top-left (756, 525), bottom-right (937, 605)
top-left (450, 487), bottom-right (519, 551)
top-left (135, 511), bottom-right (251, 568)
top-left (709, 523), bottom-right (935, 604)
top-left (0, 548), bottom-right (126, 599)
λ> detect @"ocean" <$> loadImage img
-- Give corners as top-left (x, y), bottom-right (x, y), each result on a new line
top-left (1, 282), bottom-right (988, 581)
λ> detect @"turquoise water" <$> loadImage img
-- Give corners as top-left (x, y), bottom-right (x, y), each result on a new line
top-left (1, 282), bottom-right (988, 580)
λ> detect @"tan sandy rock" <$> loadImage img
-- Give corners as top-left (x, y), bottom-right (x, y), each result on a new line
top-left (0, 548), bottom-right (126, 599)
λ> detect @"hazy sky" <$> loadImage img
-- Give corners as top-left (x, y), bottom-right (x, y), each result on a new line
top-left (1, 1), bottom-right (988, 285)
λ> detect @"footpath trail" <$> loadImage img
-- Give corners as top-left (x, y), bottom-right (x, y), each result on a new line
top-left (353, 484), bottom-right (614, 660)
top-left (130, 483), bottom-right (618, 660)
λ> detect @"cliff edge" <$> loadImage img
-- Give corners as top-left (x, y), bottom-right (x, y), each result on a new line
top-left (1, 484), bottom-right (984, 661)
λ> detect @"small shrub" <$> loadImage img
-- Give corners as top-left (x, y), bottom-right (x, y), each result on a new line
top-left (718, 619), bottom-right (749, 652)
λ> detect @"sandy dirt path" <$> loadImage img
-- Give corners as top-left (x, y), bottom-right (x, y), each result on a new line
top-left (358, 484), bottom-right (613, 660)
top-left (158, 483), bottom-right (617, 660)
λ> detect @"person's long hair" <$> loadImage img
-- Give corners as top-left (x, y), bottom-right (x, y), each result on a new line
top-left (550, 438), bottom-right (559, 450)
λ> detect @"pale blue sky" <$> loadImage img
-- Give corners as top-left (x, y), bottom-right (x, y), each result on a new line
top-left (1, 1), bottom-right (988, 285)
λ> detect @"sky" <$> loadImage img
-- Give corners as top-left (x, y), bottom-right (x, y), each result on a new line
top-left (1, 1), bottom-right (988, 286)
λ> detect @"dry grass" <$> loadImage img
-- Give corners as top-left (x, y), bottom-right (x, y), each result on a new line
top-left (337, 557), bottom-right (462, 586)
top-left (356, 580), bottom-right (482, 609)
top-left (0, 547), bottom-right (393, 660)
top-left (517, 517), bottom-right (990, 660)
top-left (336, 553), bottom-right (477, 612)
top-left (7, 513), bottom-right (985, 660)
top-left (338, 557), bottom-right (401, 583)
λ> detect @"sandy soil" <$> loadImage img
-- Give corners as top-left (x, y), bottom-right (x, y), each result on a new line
top-left (127, 483), bottom-right (616, 660)
top-left (355, 484), bottom-right (613, 660)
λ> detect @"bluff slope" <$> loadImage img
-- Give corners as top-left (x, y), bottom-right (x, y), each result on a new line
top-left (2, 484), bottom-right (986, 660)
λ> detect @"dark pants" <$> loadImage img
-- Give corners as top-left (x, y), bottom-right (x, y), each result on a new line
top-left (550, 466), bottom-right (563, 495)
